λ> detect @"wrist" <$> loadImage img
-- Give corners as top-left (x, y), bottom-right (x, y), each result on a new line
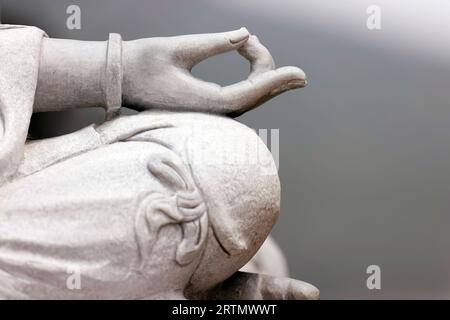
top-left (121, 39), bottom-right (149, 111)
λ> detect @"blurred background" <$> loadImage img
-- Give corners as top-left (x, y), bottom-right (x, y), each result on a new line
top-left (2, 0), bottom-right (450, 299)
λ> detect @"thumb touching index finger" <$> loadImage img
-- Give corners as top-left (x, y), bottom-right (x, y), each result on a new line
top-left (238, 35), bottom-right (275, 80)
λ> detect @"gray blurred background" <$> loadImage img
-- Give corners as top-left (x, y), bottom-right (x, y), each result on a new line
top-left (2, 0), bottom-right (450, 299)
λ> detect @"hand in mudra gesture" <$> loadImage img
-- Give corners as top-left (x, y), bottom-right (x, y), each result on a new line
top-left (123, 28), bottom-right (307, 117)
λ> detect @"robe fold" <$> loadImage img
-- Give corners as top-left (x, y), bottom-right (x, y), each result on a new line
top-left (0, 25), bottom-right (46, 185)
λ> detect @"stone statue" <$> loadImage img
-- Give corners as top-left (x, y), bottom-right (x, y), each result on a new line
top-left (0, 24), bottom-right (318, 299)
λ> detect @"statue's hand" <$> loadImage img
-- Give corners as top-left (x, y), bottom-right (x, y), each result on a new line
top-left (122, 28), bottom-right (306, 117)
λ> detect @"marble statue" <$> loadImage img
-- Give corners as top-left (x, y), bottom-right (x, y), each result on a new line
top-left (0, 24), bottom-right (318, 299)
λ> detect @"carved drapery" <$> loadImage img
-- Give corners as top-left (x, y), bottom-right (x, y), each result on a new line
top-left (134, 152), bottom-right (208, 268)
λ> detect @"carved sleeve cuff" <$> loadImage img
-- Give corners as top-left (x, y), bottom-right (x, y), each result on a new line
top-left (104, 33), bottom-right (123, 121)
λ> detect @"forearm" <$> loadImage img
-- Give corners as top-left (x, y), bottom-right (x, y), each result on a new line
top-left (33, 35), bottom-right (123, 119)
top-left (34, 38), bottom-right (106, 111)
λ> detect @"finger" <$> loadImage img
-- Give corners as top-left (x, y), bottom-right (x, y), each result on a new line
top-left (170, 27), bottom-right (250, 69)
top-left (168, 66), bottom-right (306, 116)
top-left (238, 35), bottom-right (275, 79)
top-left (220, 66), bottom-right (307, 117)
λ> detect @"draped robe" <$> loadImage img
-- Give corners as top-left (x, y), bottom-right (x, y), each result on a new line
top-left (0, 25), bottom-right (46, 185)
